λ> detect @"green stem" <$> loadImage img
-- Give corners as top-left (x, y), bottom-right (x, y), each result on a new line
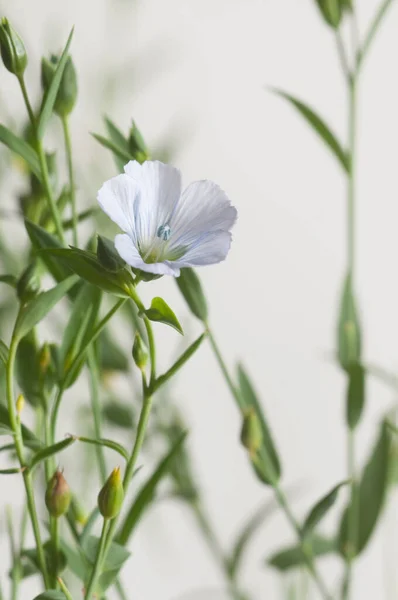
top-left (57, 577), bottom-right (74, 600)
top-left (61, 115), bottom-right (78, 246)
top-left (6, 506), bottom-right (20, 600)
top-left (17, 75), bottom-right (65, 243)
top-left (88, 347), bottom-right (107, 482)
top-left (84, 518), bottom-right (110, 599)
top-left (50, 385), bottom-right (65, 445)
top-left (206, 325), bottom-right (240, 403)
top-left (6, 335), bottom-right (50, 589)
top-left (50, 516), bottom-right (60, 588)
top-left (357, 0), bottom-right (396, 71)
top-left (115, 579), bottom-right (129, 600)
top-left (144, 316), bottom-right (156, 381)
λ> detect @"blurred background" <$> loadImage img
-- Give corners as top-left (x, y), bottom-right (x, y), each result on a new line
top-left (0, 0), bottom-right (398, 599)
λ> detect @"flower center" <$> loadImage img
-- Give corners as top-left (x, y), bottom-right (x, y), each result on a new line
top-left (157, 224), bottom-right (171, 241)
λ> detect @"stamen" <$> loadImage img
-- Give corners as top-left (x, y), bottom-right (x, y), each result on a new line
top-left (157, 224), bottom-right (171, 241)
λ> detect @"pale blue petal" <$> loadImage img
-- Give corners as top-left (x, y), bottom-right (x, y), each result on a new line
top-left (97, 174), bottom-right (139, 244)
top-left (124, 160), bottom-right (182, 250)
top-left (169, 180), bottom-right (237, 252)
top-left (172, 230), bottom-right (232, 268)
top-left (115, 234), bottom-right (180, 276)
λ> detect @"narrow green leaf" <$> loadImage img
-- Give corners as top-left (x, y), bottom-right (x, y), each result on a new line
top-left (33, 592), bottom-right (66, 600)
top-left (102, 402), bottom-right (134, 429)
top-left (268, 536), bottom-right (337, 571)
top-left (97, 235), bottom-right (126, 272)
top-left (0, 467), bottom-right (24, 475)
top-left (25, 220), bottom-right (70, 283)
top-left (154, 334), bottom-right (205, 391)
top-left (0, 426), bottom-right (13, 436)
top-left (104, 116), bottom-right (129, 172)
top-left (14, 275), bottom-right (78, 340)
top-left (82, 535), bottom-right (130, 571)
top-left (271, 90), bottom-right (349, 172)
top-left (30, 436), bottom-right (76, 470)
top-left (43, 248), bottom-right (134, 298)
top-left (91, 133), bottom-right (132, 163)
top-left (339, 420), bottom-right (392, 556)
top-left (77, 436), bottom-right (129, 461)
top-left (0, 274), bottom-right (17, 288)
top-left (0, 124), bottom-right (42, 181)
top-left (314, 0), bottom-right (342, 27)
top-left (0, 340), bottom-right (8, 366)
top-left (302, 481), bottom-right (349, 539)
top-left (117, 433), bottom-right (187, 545)
top-left (237, 365), bottom-right (281, 485)
top-left (145, 297), bottom-right (183, 334)
top-left (62, 207), bottom-right (99, 231)
top-left (99, 331), bottom-right (128, 373)
top-left (346, 363), bottom-right (366, 430)
top-left (0, 405), bottom-right (42, 449)
top-left (16, 334), bottom-right (41, 407)
top-left (176, 268), bottom-right (208, 321)
top-left (338, 273), bottom-right (362, 368)
top-left (37, 28), bottom-right (74, 139)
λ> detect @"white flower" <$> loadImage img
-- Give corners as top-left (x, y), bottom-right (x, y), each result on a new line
top-left (97, 160), bottom-right (237, 277)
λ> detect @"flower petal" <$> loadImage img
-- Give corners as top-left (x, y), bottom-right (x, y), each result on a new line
top-left (124, 160), bottom-right (182, 249)
top-left (114, 234), bottom-right (180, 276)
top-left (97, 174), bottom-right (139, 242)
top-left (172, 230), bottom-right (232, 268)
top-left (169, 180), bottom-right (237, 251)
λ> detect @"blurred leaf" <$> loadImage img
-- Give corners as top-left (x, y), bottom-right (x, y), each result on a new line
top-left (145, 297), bottom-right (183, 334)
top-left (103, 401), bottom-right (134, 429)
top-left (237, 365), bottom-right (281, 486)
top-left (99, 330), bottom-right (128, 373)
top-left (16, 334), bottom-right (41, 407)
top-left (176, 268), bottom-right (208, 321)
top-left (91, 133), bottom-right (132, 163)
top-left (268, 535), bottom-right (337, 571)
top-left (314, 0), bottom-right (342, 27)
top-left (0, 274), bottom-right (17, 288)
top-left (271, 90), bottom-right (349, 172)
top-left (83, 535), bottom-right (130, 570)
top-left (302, 481), bottom-right (348, 539)
top-left (25, 220), bottom-right (70, 283)
top-left (37, 28), bottom-right (74, 139)
top-left (32, 593), bottom-right (66, 600)
top-left (117, 433), bottom-right (187, 545)
top-left (104, 116), bottom-right (129, 172)
top-left (346, 363), bottom-right (366, 430)
top-left (338, 273), bottom-right (362, 369)
top-left (339, 420), bottom-right (392, 557)
top-left (0, 125), bottom-right (42, 181)
top-left (63, 207), bottom-right (99, 231)
top-left (97, 235), bottom-right (126, 272)
top-left (77, 436), bottom-right (129, 461)
top-left (30, 436), bottom-right (76, 470)
top-left (0, 425), bottom-right (13, 436)
top-left (0, 405), bottom-right (41, 449)
top-left (14, 276), bottom-right (78, 341)
top-left (0, 467), bottom-right (23, 474)
top-left (0, 340), bottom-right (8, 365)
top-left (154, 334), bottom-right (205, 391)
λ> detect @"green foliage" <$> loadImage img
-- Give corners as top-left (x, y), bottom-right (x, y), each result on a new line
top-left (145, 296), bottom-right (183, 334)
top-left (301, 481), bottom-right (348, 539)
top-left (337, 273), bottom-right (362, 369)
top-left (0, 125), bottom-right (42, 181)
top-left (346, 363), bottom-right (366, 430)
top-left (175, 267), bottom-right (208, 321)
top-left (268, 535), bottom-right (338, 571)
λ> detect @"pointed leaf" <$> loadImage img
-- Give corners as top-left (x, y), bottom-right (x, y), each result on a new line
top-left (117, 433), bottom-right (187, 545)
top-left (0, 274), bottom-right (17, 288)
top-left (37, 28), bottom-right (74, 139)
top-left (302, 480), bottom-right (349, 538)
top-left (33, 592), bottom-right (66, 600)
top-left (77, 436), bottom-right (129, 461)
top-left (0, 405), bottom-right (42, 449)
top-left (237, 365), bottom-right (281, 485)
top-left (337, 273), bottom-right (362, 368)
top-left (30, 436), bottom-right (76, 470)
top-left (272, 90), bottom-right (349, 172)
top-left (104, 116), bottom-right (129, 172)
top-left (145, 297), bottom-right (183, 334)
top-left (0, 467), bottom-right (24, 475)
top-left (176, 268), bottom-right (208, 321)
top-left (91, 133), bottom-right (132, 163)
top-left (82, 535), bottom-right (130, 571)
top-left (0, 340), bottom-right (8, 366)
top-left (102, 402), bottom-right (134, 429)
top-left (346, 363), bottom-right (366, 430)
top-left (339, 420), bottom-right (392, 556)
top-left (14, 275), bottom-right (78, 340)
top-left (154, 334), bottom-right (205, 391)
top-left (0, 125), bottom-right (42, 181)
top-left (268, 535), bottom-right (337, 571)
top-left (25, 220), bottom-right (71, 283)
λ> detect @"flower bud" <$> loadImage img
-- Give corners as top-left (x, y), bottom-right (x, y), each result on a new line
top-left (41, 54), bottom-right (77, 117)
top-left (16, 262), bottom-right (40, 304)
top-left (16, 394), bottom-right (24, 415)
top-left (39, 343), bottom-right (51, 375)
top-left (315, 0), bottom-right (342, 28)
top-left (0, 18), bottom-right (27, 76)
top-left (98, 467), bottom-right (124, 520)
top-left (128, 121), bottom-right (149, 161)
top-left (69, 495), bottom-right (88, 526)
top-left (132, 333), bottom-right (148, 371)
top-left (240, 408), bottom-right (263, 457)
top-left (45, 470), bottom-right (71, 518)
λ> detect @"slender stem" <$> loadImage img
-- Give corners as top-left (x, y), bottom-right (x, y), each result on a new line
top-left (6, 335), bottom-right (50, 589)
top-left (57, 578), bottom-right (74, 600)
top-left (88, 347), bottom-right (107, 482)
top-left (61, 115), bottom-right (78, 246)
top-left (144, 316), bottom-right (156, 381)
top-left (50, 516), bottom-right (60, 588)
top-left (50, 386), bottom-right (65, 444)
top-left (17, 75), bottom-right (65, 243)
top-left (6, 506), bottom-right (20, 600)
top-left (347, 77), bottom-right (357, 279)
top-left (115, 579), bottom-right (129, 600)
top-left (357, 0), bottom-right (396, 71)
top-left (335, 30), bottom-right (352, 81)
top-left (84, 518), bottom-right (110, 599)
top-left (206, 325), bottom-right (240, 403)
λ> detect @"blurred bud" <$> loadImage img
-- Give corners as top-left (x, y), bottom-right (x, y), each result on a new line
top-left (69, 495), bottom-right (88, 526)
top-left (45, 470), bottom-right (71, 518)
top-left (240, 408), bottom-right (262, 457)
top-left (98, 467), bottom-right (124, 520)
top-left (39, 343), bottom-right (51, 375)
top-left (16, 394), bottom-right (24, 415)
top-left (315, 0), bottom-right (342, 28)
top-left (41, 54), bottom-right (77, 117)
top-left (0, 18), bottom-right (27, 76)
top-left (17, 262), bottom-right (40, 304)
top-left (128, 121), bottom-right (149, 161)
top-left (132, 333), bottom-right (148, 371)
top-left (97, 235), bottom-right (126, 272)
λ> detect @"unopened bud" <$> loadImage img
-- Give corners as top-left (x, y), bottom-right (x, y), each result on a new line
top-left (41, 54), bottom-right (77, 117)
top-left (45, 470), bottom-right (71, 518)
top-left (16, 394), bottom-right (24, 415)
top-left (39, 343), bottom-right (51, 374)
top-left (69, 495), bottom-right (88, 526)
top-left (98, 467), bottom-right (124, 520)
top-left (132, 333), bottom-right (148, 371)
top-left (240, 408), bottom-right (263, 457)
top-left (315, 0), bottom-right (342, 28)
top-left (0, 18), bottom-right (27, 76)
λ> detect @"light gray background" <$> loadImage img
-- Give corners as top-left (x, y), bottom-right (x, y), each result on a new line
top-left (0, 0), bottom-right (397, 598)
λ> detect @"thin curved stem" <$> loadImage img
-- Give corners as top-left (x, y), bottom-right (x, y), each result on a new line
top-left (61, 115), bottom-right (78, 246)
top-left (84, 518), bottom-right (110, 599)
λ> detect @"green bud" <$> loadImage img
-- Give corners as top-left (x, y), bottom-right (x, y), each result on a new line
top-left (16, 262), bottom-right (40, 304)
top-left (39, 343), bottom-right (51, 375)
top-left (69, 495), bottom-right (88, 526)
top-left (0, 18), bottom-right (27, 76)
top-left (315, 0), bottom-right (342, 28)
top-left (128, 121), bottom-right (149, 161)
top-left (41, 54), bottom-right (77, 117)
top-left (97, 235), bottom-right (126, 272)
top-left (98, 467), bottom-right (124, 520)
top-left (132, 332), bottom-right (148, 371)
top-left (45, 470), bottom-right (71, 518)
top-left (240, 408), bottom-right (263, 457)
